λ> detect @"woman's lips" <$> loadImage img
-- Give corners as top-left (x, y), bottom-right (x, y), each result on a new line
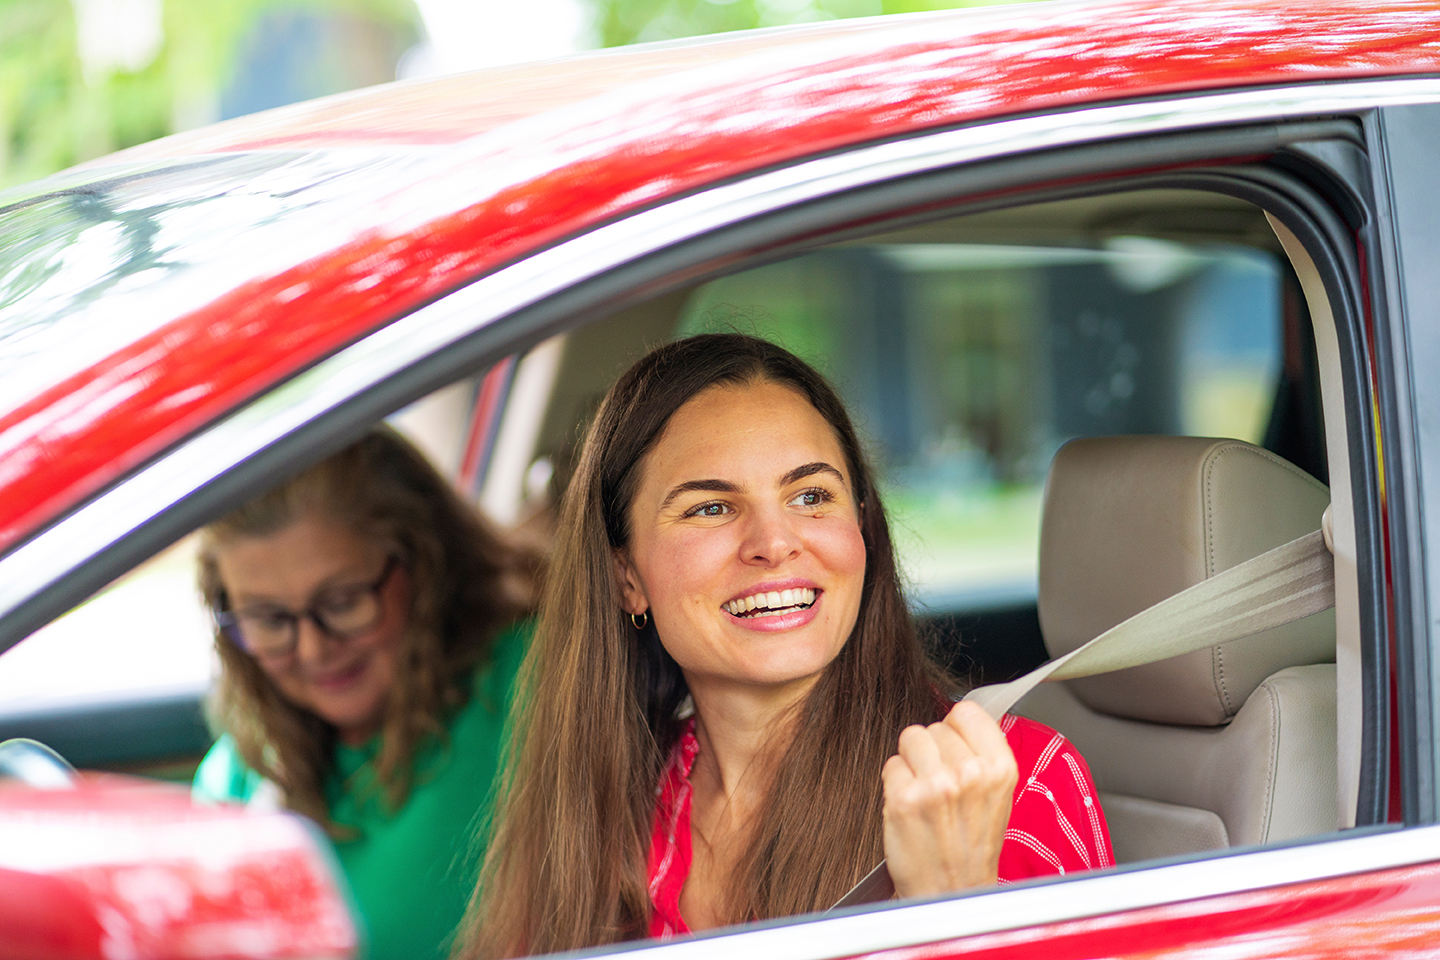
top-left (723, 585), bottom-right (821, 631)
top-left (723, 586), bottom-right (817, 618)
top-left (311, 658), bottom-right (368, 692)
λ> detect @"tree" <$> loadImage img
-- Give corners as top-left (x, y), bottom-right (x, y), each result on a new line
top-left (0, 0), bottom-right (417, 189)
top-left (587, 0), bottom-right (1040, 48)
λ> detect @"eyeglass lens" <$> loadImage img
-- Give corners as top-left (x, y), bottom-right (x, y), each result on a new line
top-left (222, 563), bottom-right (393, 658)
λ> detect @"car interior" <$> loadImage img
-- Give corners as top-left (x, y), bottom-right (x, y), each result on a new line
top-left (0, 180), bottom-right (1360, 902)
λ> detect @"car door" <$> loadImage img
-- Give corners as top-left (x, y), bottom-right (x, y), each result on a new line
top-left (3, 19), bottom-right (1440, 960)
top-left (458, 86), bottom-right (1439, 958)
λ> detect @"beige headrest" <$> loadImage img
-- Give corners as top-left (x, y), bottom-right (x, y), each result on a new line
top-left (1038, 436), bottom-right (1334, 727)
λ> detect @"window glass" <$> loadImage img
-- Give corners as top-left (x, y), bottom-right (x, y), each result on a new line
top-left (0, 412), bottom-right (459, 726)
top-left (677, 190), bottom-right (1284, 612)
top-left (0, 538), bottom-right (210, 712)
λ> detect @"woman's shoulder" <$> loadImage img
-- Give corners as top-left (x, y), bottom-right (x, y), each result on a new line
top-left (1000, 713), bottom-right (1068, 759)
top-left (997, 713), bottom-right (1114, 878)
top-left (192, 734), bottom-right (267, 804)
top-left (998, 714), bottom-right (1098, 792)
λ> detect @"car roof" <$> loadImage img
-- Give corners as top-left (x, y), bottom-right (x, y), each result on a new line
top-left (0, 0), bottom-right (1436, 557)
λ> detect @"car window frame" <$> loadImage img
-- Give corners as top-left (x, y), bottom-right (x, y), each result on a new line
top-left (1363, 103), bottom-right (1440, 828)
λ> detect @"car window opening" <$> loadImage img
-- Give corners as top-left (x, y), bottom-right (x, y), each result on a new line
top-left (0, 182), bottom-right (1359, 946)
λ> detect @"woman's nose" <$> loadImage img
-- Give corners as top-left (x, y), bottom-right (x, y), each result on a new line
top-left (741, 505), bottom-right (802, 566)
top-left (293, 615), bottom-right (333, 662)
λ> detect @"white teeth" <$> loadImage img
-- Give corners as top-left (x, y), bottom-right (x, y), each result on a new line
top-left (725, 588), bottom-right (817, 617)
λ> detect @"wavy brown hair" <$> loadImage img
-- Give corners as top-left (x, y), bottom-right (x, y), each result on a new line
top-left (199, 425), bottom-right (540, 835)
top-left (460, 334), bottom-right (955, 958)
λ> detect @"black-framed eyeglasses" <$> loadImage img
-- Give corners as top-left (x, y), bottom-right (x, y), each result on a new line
top-left (214, 557), bottom-right (400, 661)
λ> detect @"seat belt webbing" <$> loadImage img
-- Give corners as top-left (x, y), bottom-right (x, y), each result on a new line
top-left (966, 528), bottom-right (1334, 720)
top-left (830, 526), bottom-right (1335, 911)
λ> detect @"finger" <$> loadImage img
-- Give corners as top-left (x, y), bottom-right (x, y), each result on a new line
top-left (926, 715), bottom-right (977, 774)
top-left (944, 700), bottom-right (1012, 758)
top-left (944, 702), bottom-right (1018, 789)
top-left (881, 753), bottom-right (915, 793)
top-left (896, 723), bottom-right (945, 779)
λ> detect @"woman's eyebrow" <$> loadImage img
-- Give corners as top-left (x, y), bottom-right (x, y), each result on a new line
top-left (781, 462), bottom-right (845, 486)
top-left (660, 479), bottom-right (740, 510)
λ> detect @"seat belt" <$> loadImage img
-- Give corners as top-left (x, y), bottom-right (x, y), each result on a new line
top-left (830, 519), bottom-right (1336, 910)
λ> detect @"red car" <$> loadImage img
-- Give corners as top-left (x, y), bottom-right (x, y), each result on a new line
top-left (3, 0), bottom-right (1440, 956)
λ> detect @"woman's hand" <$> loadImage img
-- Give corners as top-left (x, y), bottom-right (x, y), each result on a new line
top-left (881, 700), bottom-right (1018, 899)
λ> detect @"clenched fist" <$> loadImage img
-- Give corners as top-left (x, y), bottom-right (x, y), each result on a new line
top-left (881, 700), bottom-right (1018, 898)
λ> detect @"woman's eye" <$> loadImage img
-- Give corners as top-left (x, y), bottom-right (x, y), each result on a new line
top-left (240, 608), bottom-right (292, 633)
top-left (791, 488), bottom-right (833, 508)
top-left (686, 501), bottom-right (730, 518)
top-left (317, 589), bottom-right (365, 615)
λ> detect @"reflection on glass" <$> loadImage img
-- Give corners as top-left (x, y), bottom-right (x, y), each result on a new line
top-left (679, 211), bottom-right (1282, 611)
top-left (0, 150), bottom-right (434, 416)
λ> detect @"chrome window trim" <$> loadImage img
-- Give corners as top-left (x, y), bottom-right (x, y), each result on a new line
top-left (594, 824), bottom-right (1433, 960)
top-left (4, 76), bottom-right (1440, 632)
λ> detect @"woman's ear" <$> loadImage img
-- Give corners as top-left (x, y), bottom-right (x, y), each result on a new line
top-left (612, 548), bottom-right (648, 615)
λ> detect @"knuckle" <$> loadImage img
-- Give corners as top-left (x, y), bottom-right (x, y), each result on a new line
top-left (888, 786), bottom-right (922, 815)
top-left (897, 724), bottom-right (927, 747)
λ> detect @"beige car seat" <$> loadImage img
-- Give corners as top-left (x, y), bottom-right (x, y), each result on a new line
top-left (1016, 436), bottom-right (1338, 864)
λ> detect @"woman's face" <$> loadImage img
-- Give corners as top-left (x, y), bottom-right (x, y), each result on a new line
top-left (616, 381), bottom-right (867, 695)
top-left (213, 515), bottom-right (411, 745)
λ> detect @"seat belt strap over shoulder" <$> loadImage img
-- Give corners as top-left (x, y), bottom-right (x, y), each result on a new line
top-left (965, 525), bottom-right (1335, 720)
top-left (830, 512), bottom-right (1336, 911)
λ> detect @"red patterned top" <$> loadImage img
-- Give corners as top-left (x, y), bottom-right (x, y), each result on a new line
top-left (646, 713), bottom-right (1112, 939)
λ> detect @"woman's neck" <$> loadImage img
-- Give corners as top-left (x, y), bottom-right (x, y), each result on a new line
top-left (678, 675), bottom-right (816, 930)
top-left (686, 675), bottom-right (813, 802)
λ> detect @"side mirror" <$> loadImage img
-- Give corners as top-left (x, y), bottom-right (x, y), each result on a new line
top-left (0, 764), bottom-right (357, 960)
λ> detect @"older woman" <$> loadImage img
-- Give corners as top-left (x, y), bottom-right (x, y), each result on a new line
top-left (192, 426), bottom-right (539, 960)
top-left (462, 334), bottom-right (1111, 958)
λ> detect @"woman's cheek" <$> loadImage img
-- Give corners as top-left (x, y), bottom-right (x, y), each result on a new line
top-left (814, 516), bottom-right (867, 575)
top-left (640, 527), bottom-right (727, 615)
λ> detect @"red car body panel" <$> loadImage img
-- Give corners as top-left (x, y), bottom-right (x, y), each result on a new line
top-left (2, 3), bottom-right (1439, 956)
top-left (2, 0), bottom-right (1438, 554)
top-left (867, 861), bottom-right (1440, 959)
top-left (0, 778), bottom-right (355, 960)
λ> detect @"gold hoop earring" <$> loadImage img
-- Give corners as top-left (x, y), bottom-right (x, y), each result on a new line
top-left (630, 611), bottom-right (648, 630)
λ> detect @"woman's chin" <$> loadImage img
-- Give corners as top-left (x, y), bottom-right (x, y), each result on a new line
top-left (695, 652), bottom-right (837, 693)
top-left (299, 660), bottom-right (391, 740)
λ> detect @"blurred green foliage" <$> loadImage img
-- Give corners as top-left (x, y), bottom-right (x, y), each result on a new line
top-left (1, 0), bottom-right (1038, 189)
top-left (591, 0), bottom-right (1036, 47)
top-left (0, 0), bottom-right (416, 188)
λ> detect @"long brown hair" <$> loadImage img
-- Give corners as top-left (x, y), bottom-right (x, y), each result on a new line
top-left (461, 334), bottom-right (954, 957)
top-left (198, 425), bottom-right (539, 835)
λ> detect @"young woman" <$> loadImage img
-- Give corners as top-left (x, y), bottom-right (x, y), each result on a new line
top-left (192, 426), bottom-right (539, 960)
top-left (462, 334), bottom-right (1111, 958)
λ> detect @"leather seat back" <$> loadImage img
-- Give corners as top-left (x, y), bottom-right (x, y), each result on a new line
top-left (1018, 436), bottom-right (1337, 860)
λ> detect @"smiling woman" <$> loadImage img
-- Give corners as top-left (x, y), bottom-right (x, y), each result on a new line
top-left (462, 334), bottom-right (1112, 959)
top-left (614, 381), bottom-right (868, 695)
top-left (191, 426), bottom-right (540, 960)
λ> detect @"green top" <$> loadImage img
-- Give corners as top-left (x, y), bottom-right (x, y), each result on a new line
top-left (193, 621), bottom-right (528, 960)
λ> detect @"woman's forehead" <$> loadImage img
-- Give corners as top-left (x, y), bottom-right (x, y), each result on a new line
top-left (644, 381), bottom-right (851, 487)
